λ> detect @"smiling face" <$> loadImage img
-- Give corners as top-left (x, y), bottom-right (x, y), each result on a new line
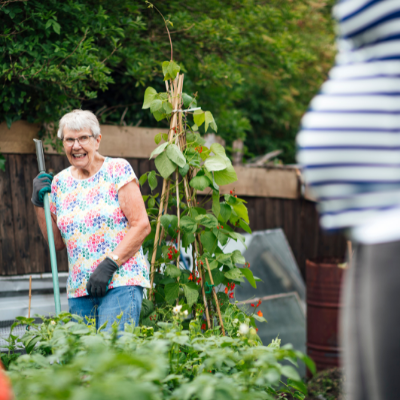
top-left (63, 127), bottom-right (101, 170)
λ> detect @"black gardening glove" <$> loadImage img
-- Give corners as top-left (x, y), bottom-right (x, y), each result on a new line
top-left (32, 172), bottom-right (53, 207)
top-left (86, 257), bottom-right (119, 297)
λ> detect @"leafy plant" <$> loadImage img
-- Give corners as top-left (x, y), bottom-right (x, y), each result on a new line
top-left (138, 49), bottom-right (267, 335)
top-left (4, 313), bottom-right (314, 400)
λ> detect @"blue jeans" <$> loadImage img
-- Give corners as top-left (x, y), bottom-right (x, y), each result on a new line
top-left (68, 285), bottom-right (143, 331)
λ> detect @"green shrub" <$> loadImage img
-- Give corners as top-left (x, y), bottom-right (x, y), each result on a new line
top-left (3, 311), bottom-right (314, 400)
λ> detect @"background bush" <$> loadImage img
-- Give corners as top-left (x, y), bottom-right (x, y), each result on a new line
top-left (1, 0), bottom-right (335, 162)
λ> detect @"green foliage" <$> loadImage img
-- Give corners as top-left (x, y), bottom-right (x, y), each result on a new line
top-left (3, 313), bottom-right (314, 400)
top-left (0, 0), bottom-right (128, 128)
top-left (140, 60), bottom-right (268, 342)
top-left (1, 0), bottom-right (335, 162)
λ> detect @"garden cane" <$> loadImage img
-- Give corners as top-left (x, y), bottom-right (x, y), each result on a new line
top-left (33, 139), bottom-right (61, 315)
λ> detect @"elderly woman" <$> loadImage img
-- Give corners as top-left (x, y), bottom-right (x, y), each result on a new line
top-left (31, 109), bottom-right (151, 330)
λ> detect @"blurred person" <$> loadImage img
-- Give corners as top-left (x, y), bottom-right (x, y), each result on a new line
top-left (296, 1), bottom-right (400, 399)
top-left (32, 110), bottom-right (151, 331)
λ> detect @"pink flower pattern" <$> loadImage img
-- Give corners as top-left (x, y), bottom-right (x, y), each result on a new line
top-left (50, 157), bottom-right (150, 298)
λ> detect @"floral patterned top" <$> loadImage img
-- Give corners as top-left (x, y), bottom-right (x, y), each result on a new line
top-left (50, 157), bottom-right (150, 298)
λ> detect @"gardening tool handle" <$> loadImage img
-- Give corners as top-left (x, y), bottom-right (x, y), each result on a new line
top-left (33, 139), bottom-right (61, 315)
top-left (33, 139), bottom-right (46, 173)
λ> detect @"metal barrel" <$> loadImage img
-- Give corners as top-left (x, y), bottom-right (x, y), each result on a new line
top-left (33, 139), bottom-right (46, 173)
top-left (306, 258), bottom-right (345, 373)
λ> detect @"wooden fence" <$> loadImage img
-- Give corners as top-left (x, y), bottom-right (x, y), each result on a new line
top-left (0, 153), bottom-right (346, 278)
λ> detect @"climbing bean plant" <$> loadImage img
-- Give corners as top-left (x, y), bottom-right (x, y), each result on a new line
top-left (138, 59), bottom-right (264, 333)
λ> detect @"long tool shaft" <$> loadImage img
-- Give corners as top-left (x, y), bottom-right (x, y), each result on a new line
top-left (33, 139), bottom-right (61, 315)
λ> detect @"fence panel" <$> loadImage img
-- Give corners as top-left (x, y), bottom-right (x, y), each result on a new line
top-left (0, 154), bottom-right (346, 278)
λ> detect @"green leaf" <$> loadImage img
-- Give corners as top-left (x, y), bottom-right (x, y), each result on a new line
top-left (190, 176), bottom-right (211, 191)
top-left (182, 93), bottom-right (197, 108)
top-left (210, 143), bottom-right (227, 158)
top-left (162, 61), bottom-right (169, 77)
top-left (163, 101), bottom-right (173, 114)
top-left (287, 379), bottom-right (308, 396)
top-left (232, 250), bottom-right (245, 265)
top-left (281, 366), bottom-right (301, 382)
top-left (200, 230), bottom-right (218, 254)
top-left (186, 132), bottom-right (205, 146)
top-left (224, 267), bottom-right (244, 282)
top-left (25, 336), bottom-right (41, 354)
top-left (153, 110), bottom-right (166, 122)
top-left (52, 21), bottom-right (61, 34)
top-left (217, 231), bottom-right (230, 246)
top-left (150, 99), bottom-right (163, 113)
top-left (216, 253), bottom-right (233, 269)
top-left (230, 231), bottom-right (246, 247)
top-left (160, 214), bottom-right (178, 231)
top-left (205, 111), bottom-right (217, 132)
top-left (166, 60), bottom-right (180, 80)
top-left (240, 268), bottom-right (257, 288)
top-left (178, 164), bottom-right (189, 177)
top-left (162, 133), bottom-right (169, 142)
top-left (207, 260), bottom-right (219, 270)
top-left (205, 268), bottom-right (225, 287)
top-left (148, 197), bottom-right (155, 208)
top-left (204, 155), bottom-right (230, 172)
top-left (195, 214), bottom-right (218, 229)
top-left (220, 203), bottom-right (232, 222)
top-left (166, 144), bottom-right (186, 168)
top-left (180, 216), bottom-right (197, 234)
top-left (214, 165), bottom-right (238, 186)
top-left (183, 282), bottom-right (199, 307)
top-left (212, 191), bottom-right (220, 218)
top-left (155, 151), bottom-right (177, 179)
top-left (182, 232), bottom-right (195, 249)
top-left (139, 173), bottom-right (148, 186)
top-left (148, 171), bottom-right (158, 191)
top-left (143, 87), bottom-right (157, 109)
top-left (193, 110), bottom-right (205, 127)
top-left (239, 219), bottom-right (252, 233)
top-left (165, 264), bottom-right (181, 279)
top-left (192, 207), bottom-right (207, 216)
top-left (150, 142), bottom-right (168, 159)
top-left (154, 133), bottom-right (162, 144)
top-left (233, 202), bottom-right (249, 224)
top-left (253, 313), bottom-right (267, 323)
top-left (140, 299), bottom-right (155, 319)
top-left (165, 282), bottom-right (180, 304)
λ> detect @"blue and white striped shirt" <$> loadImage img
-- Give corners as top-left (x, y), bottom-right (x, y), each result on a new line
top-left (296, 0), bottom-right (400, 233)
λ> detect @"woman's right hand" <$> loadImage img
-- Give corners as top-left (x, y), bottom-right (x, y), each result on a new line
top-left (31, 173), bottom-right (53, 207)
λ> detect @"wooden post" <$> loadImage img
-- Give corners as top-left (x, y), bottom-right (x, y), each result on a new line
top-left (149, 179), bottom-right (167, 298)
top-left (175, 169), bottom-right (181, 269)
top-left (205, 258), bottom-right (225, 335)
top-left (159, 180), bottom-right (171, 245)
top-left (149, 73), bottom-right (184, 299)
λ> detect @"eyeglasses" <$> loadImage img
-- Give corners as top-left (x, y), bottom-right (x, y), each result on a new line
top-left (63, 135), bottom-right (94, 146)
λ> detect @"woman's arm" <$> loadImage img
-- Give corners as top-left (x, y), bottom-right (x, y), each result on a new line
top-left (112, 180), bottom-right (151, 263)
top-left (34, 206), bottom-right (66, 251)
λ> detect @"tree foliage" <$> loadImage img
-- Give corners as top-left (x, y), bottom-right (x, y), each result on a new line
top-left (0, 0), bottom-right (335, 162)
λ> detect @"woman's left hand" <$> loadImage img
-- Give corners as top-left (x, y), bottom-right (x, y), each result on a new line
top-left (86, 258), bottom-right (119, 297)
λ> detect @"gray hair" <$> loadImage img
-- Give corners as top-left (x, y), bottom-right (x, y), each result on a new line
top-left (57, 109), bottom-right (101, 139)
